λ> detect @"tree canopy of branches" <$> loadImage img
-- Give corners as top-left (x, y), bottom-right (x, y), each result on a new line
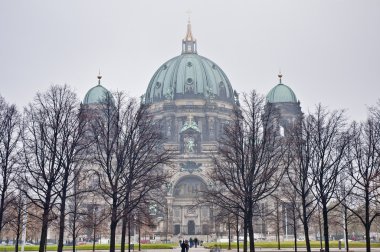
top-left (0, 96), bottom-right (20, 240)
top-left (21, 85), bottom-right (84, 252)
top-left (309, 105), bottom-right (349, 252)
top-left (287, 114), bottom-right (318, 252)
top-left (89, 92), bottom-right (171, 252)
top-left (208, 91), bottom-right (290, 252)
top-left (345, 111), bottom-right (380, 252)
top-left (119, 98), bottom-right (171, 252)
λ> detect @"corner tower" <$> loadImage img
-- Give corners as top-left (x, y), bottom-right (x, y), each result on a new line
top-left (266, 73), bottom-right (302, 135)
top-left (144, 22), bottom-right (239, 240)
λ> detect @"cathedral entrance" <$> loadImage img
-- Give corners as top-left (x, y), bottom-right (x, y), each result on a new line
top-left (188, 220), bottom-right (195, 235)
top-left (172, 176), bottom-right (208, 236)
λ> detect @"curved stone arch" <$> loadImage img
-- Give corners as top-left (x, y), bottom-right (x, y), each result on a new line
top-left (172, 175), bottom-right (208, 198)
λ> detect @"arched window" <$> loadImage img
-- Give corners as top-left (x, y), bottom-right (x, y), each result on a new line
top-left (173, 176), bottom-right (206, 197)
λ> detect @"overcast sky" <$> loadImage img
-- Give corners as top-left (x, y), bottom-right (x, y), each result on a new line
top-left (0, 0), bottom-right (379, 121)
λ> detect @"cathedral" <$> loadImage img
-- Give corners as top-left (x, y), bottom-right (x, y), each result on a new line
top-left (82, 21), bottom-right (302, 242)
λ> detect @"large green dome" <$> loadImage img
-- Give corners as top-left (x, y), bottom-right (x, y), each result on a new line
top-left (83, 76), bottom-right (113, 105)
top-left (145, 22), bottom-right (235, 104)
top-left (266, 76), bottom-right (298, 103)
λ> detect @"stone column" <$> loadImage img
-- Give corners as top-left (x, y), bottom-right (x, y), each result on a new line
top-left (166, 197), bottom-right (174, 235)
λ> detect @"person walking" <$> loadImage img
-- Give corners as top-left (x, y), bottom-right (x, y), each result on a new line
top-left (180, 240), bottom-right (187, 252)
top-left (185, 240), bottom-right (189, 252)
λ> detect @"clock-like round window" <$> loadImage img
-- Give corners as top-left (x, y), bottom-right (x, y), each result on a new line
top-left (186, 78), bottom-right (193, 85)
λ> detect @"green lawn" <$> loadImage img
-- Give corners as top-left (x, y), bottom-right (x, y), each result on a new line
top-left (1, 241), bottom-right (379, 250)
top-left (203, 240), bottom-right (380, 249)
top-left (0, 243), bottom-right (177, 251)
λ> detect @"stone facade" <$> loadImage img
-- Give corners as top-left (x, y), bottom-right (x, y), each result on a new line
top-left (148, 98), bottom-right (237, 239)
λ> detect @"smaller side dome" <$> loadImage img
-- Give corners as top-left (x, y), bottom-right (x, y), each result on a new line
top-left (83, 75), bottom-right (113, 105)
top-left (266, 74), bottom-right (297, 103)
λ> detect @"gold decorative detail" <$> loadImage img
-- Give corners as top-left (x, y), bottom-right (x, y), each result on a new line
top-left (97, 69), bottom-right (102, 85)
top-left (278, 71), bottom-right (283, 84)
top-left (184, 20), bottom-right (194, 42)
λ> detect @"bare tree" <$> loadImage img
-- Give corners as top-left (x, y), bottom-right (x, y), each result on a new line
top-left (55, 93), bottom-right (88, 252)
top-left (88, 92), bottom-right (171, 252)
top-left (119, 102), bottom-right (171, 252)
top-left (208, 91), bottom-right (290, 252)
top-left (0, 96), bottom-right (21, 241)
top-left (88, 91), bottom-right (125, 252)
top-left (66, 170), bottom-right (98, 252)
top-left (21, 85), bottom-right (82, 252)
top-left (309, 105), bottom-right (350, 252)
top-left (287, 115), bottom-right (318, 252)
top-left (6, 184), bottom-right (26, 252)
top-left (277, 178), bottom-right (305, 252)
top-left (344, 117), bottom-right (380, 252)
top-left (81, 193), bottom-right (109, 252)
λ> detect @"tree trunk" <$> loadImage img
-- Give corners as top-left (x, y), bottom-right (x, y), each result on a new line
top-left (0, 182), bottom-right (7, 242)
top-left (73, 217), bottom-right (77, 252)
top-left (39, 209), bottom-right (50, 252)
top-left (39, 192), bottom-right (51, 252)
top-left (121, 213), bottom-right (127, 252)
top-left (322, 199), bottom-right (330, 252)
top-left (72, 194), bottom-right (78, 252)
top-left (228, 218), bottom-right (231, 250)
top-left (276, 200), bottom-right (280, 250)
top-left (121, 193), bottom-right (130, 252)
top-left (243, 212), bottom-right (248, 252)
top-left (365, 224), bottom-right (371, 252)
top-left (344, 206), bottom-right (349, 252)
top-left (293, 208), bottom-right (297, 252)
top-left (92, 222), bottom-right (95, 252)
top-left (248, 208), bottom-right (255, 252)
top-left (302, 198), bottom-right (312, 252)
top-left (236, 214), bottom-right (240, 252)
top-left (365, 186), bottom-right (371, 252)
top-left (109, 201), bottom-right (118, 252)
top-left (128, 220), bottom-right (131, 252)
top-left (58, 179), bottom-right (68, 252)
top-left (15, 202), bottom-right (22, 252)
top-left (138, 224), bottom-right (141, 251)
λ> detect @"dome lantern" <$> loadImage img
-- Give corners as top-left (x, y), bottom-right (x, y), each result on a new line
top-left (182, 20), bottom-right (197, 54)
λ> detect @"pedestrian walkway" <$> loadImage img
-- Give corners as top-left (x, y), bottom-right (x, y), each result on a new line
top-left (74, 247), bottom-right (380, 252)
top-left (134, 248), bottom-right (380, 252)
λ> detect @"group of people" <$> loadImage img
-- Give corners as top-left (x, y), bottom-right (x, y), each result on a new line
top-left (180, 240), bottom-right (189, 252)
top-left (180, 238), bottom-right (200, 252)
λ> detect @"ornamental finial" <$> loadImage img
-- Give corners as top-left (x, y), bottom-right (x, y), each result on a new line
top-left (278, 71), bottom-right (283, 84)
top-left (185, 20), bottom-right (194, 41)
top-left (182, 13), bottom-right (197, 54)
top-left (97, 69), bottom-right (102, 85)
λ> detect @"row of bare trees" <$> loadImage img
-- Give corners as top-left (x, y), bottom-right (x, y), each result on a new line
top-left (205, 91), bottom-right (290, 252)
top-left (0, 85), bottom-right (171, 252)
top-left (286, 103), bottom-right (380, 252)
top-left (89, 92), bottom-right (171, 252)
top-left (205, 91), bottom-right (380, 252)
top-left (0, 96), bottom-right (21, 243)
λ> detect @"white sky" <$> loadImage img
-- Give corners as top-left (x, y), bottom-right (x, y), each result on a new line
top-left (0, 0), bottom-right (379, 121)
